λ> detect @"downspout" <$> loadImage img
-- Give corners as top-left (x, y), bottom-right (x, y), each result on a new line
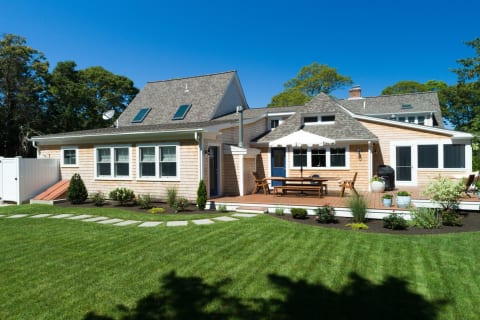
top-left (237, 105), bottom-right (244, 147)
top-left (195, 132), bottom-right (203, 181)
top-left (368, 141), bottom-right (373, 192)
top-left (28, 137), bottom-right (40, 158)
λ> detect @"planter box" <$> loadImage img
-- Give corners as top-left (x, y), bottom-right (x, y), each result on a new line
top-left (371, 181), bottom-right (385, 193)
top-left (396, 196), bottom-right (411, 208)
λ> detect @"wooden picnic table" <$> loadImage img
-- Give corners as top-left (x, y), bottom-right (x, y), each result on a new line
top-left (267, 176), bottom-right (338, 197)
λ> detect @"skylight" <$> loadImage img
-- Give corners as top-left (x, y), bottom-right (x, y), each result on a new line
top-left (401, 104), bottom-right (413, 109)
top-left (132, 107), bottom-right (151, 123)
top-left (172, 104), bottom-right (192, 120)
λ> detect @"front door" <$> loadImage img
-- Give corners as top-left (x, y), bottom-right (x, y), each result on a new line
top-left (208, 146), bottom-right (220, 196)
top-left (396, 146), bottom-right (412, 182)
top-left (271, 147), bottom-right (286, 187)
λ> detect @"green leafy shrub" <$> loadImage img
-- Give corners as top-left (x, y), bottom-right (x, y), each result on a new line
top-left (217, 204), bottom-right (228, 213)
top-left (196, 179), bottom-right (207, 210)
top-left (382, 194), bottom-right (393, 199)
top-left (348, 194), bottom-right (367, 223)
top-left (67, 173), bottom-right (88, 204)
top-left (441, 209), bottom-right (462, 226)
top-left (137, 194), bottom-right (153, 209)
top-left (345, 223), bottom-right (369, 230)
top-left (397, 190), bottom-right (411, 196)
top-left (383, 213), bottom-right (408, 230)
top-left (109, 187), bottom-right (135, 205)
top-left (315, 205), bottom-right (337, 223)
top-left (91, 191), bottom-right (106, 206)
top-left (410, 207), bottom-right (441, 229)
top-left (172, 197), bottom-right (189, 212)
top-left (148, 207), bottom-right (165, 214)
top-left (275, 208), bottom-right (284, 216)
top-left (423, 175), bottom-right (463, 211)
top-left (291, 208), bottom-right (307, 219)
top-left (167, 187), bottom-right (177, 208)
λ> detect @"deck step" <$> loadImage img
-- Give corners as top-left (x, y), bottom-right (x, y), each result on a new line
top-left (32, 180), bottom-right (70, 202)
top-left (235, 206), bottom-right (268, 214)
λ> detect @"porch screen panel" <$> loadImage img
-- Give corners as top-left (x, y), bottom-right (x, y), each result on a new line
top-left (396, 146), bottom-right (411, 181)
top-left (330, 148), bottom-right (346, 167)
top-left (160, 146), bottom-right (177, 177)
top-left (139, 147), bottom-right (156, 177)
top-left (418, 145), bottom-right (438, 168)
top-left (114, 148), bottom-right (129, 176)
top-left (311, 149), bottom-right (326, 167)
top-left (444, 144), bottom-right (465, 168)
top-left (97, 148), bottom-right (111, 176)
top-left (293, 148), bottom-right (307, 167)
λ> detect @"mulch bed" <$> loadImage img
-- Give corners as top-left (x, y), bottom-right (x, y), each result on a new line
top-left (271, 211), bottom-right (480, 235)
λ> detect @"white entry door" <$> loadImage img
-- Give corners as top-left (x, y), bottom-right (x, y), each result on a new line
top-left (1, 158), bottom-right (18, 202)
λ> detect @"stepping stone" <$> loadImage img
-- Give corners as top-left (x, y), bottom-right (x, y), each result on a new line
top-left (6, 214), bottom-right (29, 219)
top-left (166, 221), bottom-right (188, 227)
top-left (0, 215), bottom-right (5, 218)
top-left (213, 216), bottom-right (238, 222)
top-left (114, 220), bottom-right (141, 226)
top-left (138, 221), bottom-right (163, 227)
top-left (67, 214), bottom-right (93, 220)
top-left (30, 214), bottom-right (53, 218)
top-left (98, 218), bottom-right (124, 225)
top-left (232, 213), bottom-right (258, 218)
top-left (82, 216), bottom-right (110, 222)
top-left (192, 219), bottom-right (215, 225)
top-left (49, 214), bottom-right (74, 219)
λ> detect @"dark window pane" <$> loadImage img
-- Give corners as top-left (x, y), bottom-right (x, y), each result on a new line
top-left (63, 149), bottom-right (76, 165)
top-left (97, 163), bottom-right (111, 176)
top-left (140, 163), bottom-right (155, 177)
top-left (418, 145), bottom-right (438, 168)
top-left (303, 116), bottom-right (317, 123)
top-left (293, 148), bottom-right (307, 167)
top-left (330, 148), bottom-right (345, 167)
top-left (311, 149), bottom-right (326, 167)
top-left (160, 163), bottom-right (177, 177)
top-left (444, 144), bottom-right (465, 168)
top-left (115, 163), bottom-right (129, 176)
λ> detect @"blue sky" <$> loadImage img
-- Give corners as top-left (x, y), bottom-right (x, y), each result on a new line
top-left (1, 0), bottom-right (479, 108)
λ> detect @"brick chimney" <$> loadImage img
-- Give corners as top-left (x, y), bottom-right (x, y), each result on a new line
top-left (348, 85), bottom-right (362, 99)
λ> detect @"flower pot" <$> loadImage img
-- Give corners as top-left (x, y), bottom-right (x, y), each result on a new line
top-left (371, 181), bottom-right (385, 193)
top-left (382, 198), bottom-right (392, 207)
top-left (396, 195), bottom-right (411, 208)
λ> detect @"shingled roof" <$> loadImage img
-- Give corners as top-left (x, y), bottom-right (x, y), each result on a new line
top-left (257, 93), bottom-right (377, 144)
top-left (339, 91), bottom-right (443, 128)
top-left (117, 71), bottom-right (248, 126)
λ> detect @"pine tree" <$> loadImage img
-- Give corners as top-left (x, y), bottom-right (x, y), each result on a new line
top-left (67, 173), bottom-right (88, 204)
top-left (196, 179), bottom-right (207, 210)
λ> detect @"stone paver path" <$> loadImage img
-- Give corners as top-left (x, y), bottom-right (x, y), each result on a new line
top-left (0, 212), bottom-right (258, 229)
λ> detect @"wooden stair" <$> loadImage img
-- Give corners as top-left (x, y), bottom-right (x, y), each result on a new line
top-left (30, 180), bottom-right (70, 204)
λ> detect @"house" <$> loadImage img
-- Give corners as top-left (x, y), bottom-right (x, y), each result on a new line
top-left (31, 71), bottom-right (473, 202)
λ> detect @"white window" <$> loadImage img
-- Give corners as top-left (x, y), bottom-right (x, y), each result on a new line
top-left (61, 146), bottom-right (78, 167)
top-left (95, 145), bottom-right (131, 179)
top-left (292, 146), bottom-right (348, 169)
top-left (137, 143), bottom-right (179, 180)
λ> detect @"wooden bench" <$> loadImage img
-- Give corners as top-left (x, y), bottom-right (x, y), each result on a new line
top-left (273, 184), bottom-right (326, 197)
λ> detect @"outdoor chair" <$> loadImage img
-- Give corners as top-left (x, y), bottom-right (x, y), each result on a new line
top-left (252, 172), bottom-right (270, 195)
top-left (338, 172), bottom-right (358, 197)
top-left (311, 174), bottom-right (328, 195)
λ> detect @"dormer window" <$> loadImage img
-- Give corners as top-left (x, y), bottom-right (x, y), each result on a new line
top-left (321, 115), bottom-right (335, 122)
top-left (303, 116), bottom-right (318, 123)
top-left (302, 114), bottom-right (335, 125)
top-left (132, 108), bottom-right (151, 123)
top-left (172, 104), bottom-right (192, 120)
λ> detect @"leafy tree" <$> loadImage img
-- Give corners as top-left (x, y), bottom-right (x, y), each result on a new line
top-left (0, 34), bottom-right (49, 156)
top-left (381, 80), bottom-right (447, 95)
top-left (268, 62), bottom-right (352, 107)
top-left (453, 38), bottom-right (480, 83)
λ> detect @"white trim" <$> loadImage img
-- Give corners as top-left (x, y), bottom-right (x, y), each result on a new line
top-left (136, 143), bottom-right (180, 181)
top-left (60, 146), bottom-right (79, 167)
top-left (94, 144), bottom-right (132, 180)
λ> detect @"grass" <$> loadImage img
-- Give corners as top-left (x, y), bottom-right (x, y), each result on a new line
top-left (1, 205), bottom-right (480, 319)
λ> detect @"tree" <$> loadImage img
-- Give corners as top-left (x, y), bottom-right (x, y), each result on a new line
top-left (381, 80), bottom-right (447, 95)
top-left (453, 38), bottom-right (480, 83)
top-left (0, 34), bottom-right (49, 156)
top-left (196, 179), bottom-right (207, 210)
top-left (268, 62), bottom-right (352, 107)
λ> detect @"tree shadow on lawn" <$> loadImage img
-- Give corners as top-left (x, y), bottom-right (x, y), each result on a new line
top-left (84, 271), bottom-right (449, 320)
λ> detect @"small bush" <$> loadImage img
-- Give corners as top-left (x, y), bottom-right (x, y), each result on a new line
top-left (91, 191), bottom-right (106, 206)
top-left (148, 207), bottom-right (165, 214)
top-left (349, 194), bottom-right (367, 223)
top-left (441, 209), bottom-right (462, 226)
top-left (67, 173), bottom-right (88, 204)
top-left (291, 208), bottom-right (307, 219)
top-left (275, 208), bottom-right (284, 216)
top-left (137, 194), bottom-right (153, 209)
top-left (397, 191), bottom-right (411, 196)
top-left (315, 205), bottom-right (337, 223)
top-left (345, 223), bottom-right (369, 230)
top-left (167, 187), bottom-right (178, 208)
top-left (217, 204), bottom-right (228, 213)
top-left (383, 213), bottom-right (408, 230)
top-left (382, 194), bottom-right (393, 199)
top-left (423, 175), bottom-right (464, 211)
top-left (172, 197), bottom-right (189, 212)
top-left (410, 207), bottom-right (441, 229)
top-left (109, 187), bottom-right (135, 205)
top-left (196, 179), bottom-right (207, 210)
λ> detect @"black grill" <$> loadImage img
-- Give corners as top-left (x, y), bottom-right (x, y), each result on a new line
top-left (378, 165), bottom-right (395, 191)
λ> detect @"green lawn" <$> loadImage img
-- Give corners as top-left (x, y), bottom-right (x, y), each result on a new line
top-left (1, 205), bottom-right (479, 319)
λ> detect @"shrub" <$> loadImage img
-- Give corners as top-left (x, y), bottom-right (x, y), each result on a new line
top-left (137, 194), bottom-right (153, 209)
top-left (196, 179), bottom-right (207, 210)
top-left (410, 207), bottom-right (441, 229)
top-left (397, 191), bottom-right (411, 196)
top-left (172, 197), bottom-right (189, 212)
top-left (423, 175), bottom-right (463, 211)
top-left (148, 207), bottom-right (165, 214)
top-left (291, 208), bottom-right (308, 219)
top-left (345, 223), bottom-right (369, 230)
top-left (370, 175), bottom-right (383, 182)
top-left (315, 205), bottom-right (337, 223)
top-left (167, 187), bottom-right (177, 208)
top-left (348, 194), bottom-right (367, 223)
top-left (382, 194), bottom-right (393, 199)
top-left (275, 208), bottom-right (284, 216)
top-left (441, 209), bottom-right (462, 226)
top-left (109, 187), bottom-right (135, 205)
top-left (91, 191), bottom-right (106, 206)
top-left (67, 173), bottom-right (88, 204)
top-left (217, 204), bottom-right (228, 213)
top-left (383, 213), bottom-right (408, 230)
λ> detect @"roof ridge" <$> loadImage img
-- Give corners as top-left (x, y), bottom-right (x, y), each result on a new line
top-left (147, 70), bottom-right (237, 84)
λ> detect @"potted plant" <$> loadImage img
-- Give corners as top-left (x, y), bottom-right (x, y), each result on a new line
top-left (396, 191), bottom-right (411, 208)
top-left (381, 194), bottom-right (393, 207)
top-left (370, 176), bottom-right (385, 193)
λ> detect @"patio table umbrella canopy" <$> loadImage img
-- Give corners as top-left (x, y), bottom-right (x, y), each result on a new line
top-left (268, 129), bottom-right (335, 148)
